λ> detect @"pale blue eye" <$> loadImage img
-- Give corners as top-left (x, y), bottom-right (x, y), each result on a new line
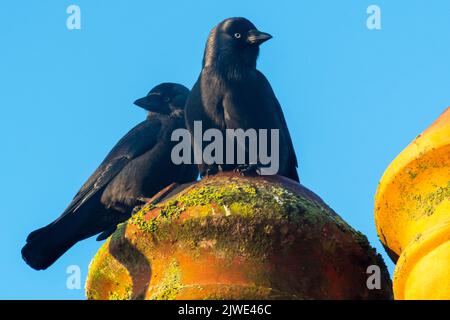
top-left (234, 33), bottom-right (241, 39)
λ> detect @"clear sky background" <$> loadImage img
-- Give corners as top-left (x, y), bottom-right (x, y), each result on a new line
top-left (1, 0), bottom-right (449, 299)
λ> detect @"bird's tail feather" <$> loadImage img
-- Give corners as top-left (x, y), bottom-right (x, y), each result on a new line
top-left (26, 224), bottom-right (52, 243)
top-left (22, 219), bottom-right (81, 270)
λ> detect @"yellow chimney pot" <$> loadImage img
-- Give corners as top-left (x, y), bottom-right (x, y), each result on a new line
top-left (375, 107), bottom-right (450, 300)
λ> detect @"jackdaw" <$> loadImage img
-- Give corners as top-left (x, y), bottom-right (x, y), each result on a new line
top-left (22, 83), bottom-right (198, 270)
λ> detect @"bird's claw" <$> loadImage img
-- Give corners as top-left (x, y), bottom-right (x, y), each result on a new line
top-left (130, 197), bottom-right (152, 215)
top-left (131, 204), bottom-right (145, 215)
top-left (235, 164), bottom-right (261, 176)
top-left (137, 197), bottom-right (153, 204)
top-left (203, 164), bottom-right (223, 178)
top-left (131, 183), bottom-right (180, 215)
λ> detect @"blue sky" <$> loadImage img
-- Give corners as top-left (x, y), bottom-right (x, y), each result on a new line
top-left (1, 0), bottom-right (449, 299)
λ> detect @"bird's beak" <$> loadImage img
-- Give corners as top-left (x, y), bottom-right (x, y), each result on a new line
top-left (133, 93), bottom-right (165, 112)
top-left (247, 29), bottom-right (273, 45)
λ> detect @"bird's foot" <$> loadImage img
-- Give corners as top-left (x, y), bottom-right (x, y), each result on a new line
top-left (235, 163), bottom-right (261, 177)
top-left (131, 204), bottom-right (145, 216)
top-left (130, 197), bottom-right (153, 215)
top-left (202, 164), bottom-right (223, 178)
top-left (136, 197), bottom-right (153, 205)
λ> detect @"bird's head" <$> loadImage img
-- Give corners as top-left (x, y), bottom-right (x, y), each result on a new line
top-left (134, 83), bottom-right (190, 116)
top-left (203, 17), bottom-right (272, 70)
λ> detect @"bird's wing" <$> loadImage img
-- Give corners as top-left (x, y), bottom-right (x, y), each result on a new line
top-left (256, 71), bottom-right (299, 176)
top-left (56, 157), bottom-right (130, 219)
top-left (57, 119), bottom-right (162, 220)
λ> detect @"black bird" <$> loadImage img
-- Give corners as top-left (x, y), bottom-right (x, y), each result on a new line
top-left (22, 83), bottom-right (198, 270)
top-left (185, 17), bottom-right (299, 182)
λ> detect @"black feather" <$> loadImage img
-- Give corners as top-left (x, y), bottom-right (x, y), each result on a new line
top-left (22, 83), bottom-right (198, 270)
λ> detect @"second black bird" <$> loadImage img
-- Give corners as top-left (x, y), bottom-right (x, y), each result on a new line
top-left (22, 83), bottom-right (198, 270)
